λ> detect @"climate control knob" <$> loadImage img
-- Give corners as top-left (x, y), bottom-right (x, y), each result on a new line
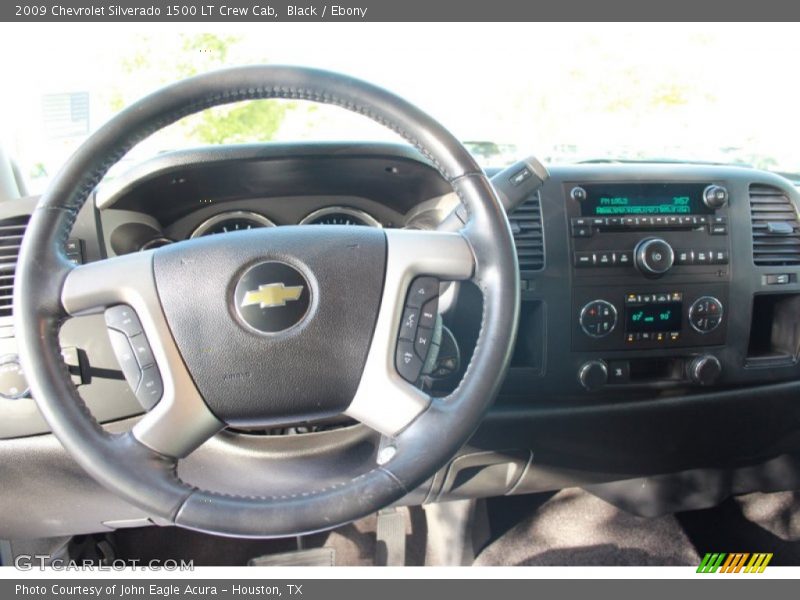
top-left (688, 355), bottom-right (722, 386)
top-left (688, 296), bottom-right (723, 333)
top-left (579, 300), bottom-right (618, 338)
top-left (703, 185), bottom-right (729, 209)
top-left (578, 360), bottom-right (608, 391)
top-left (634, 237), bottom-right (674, 277)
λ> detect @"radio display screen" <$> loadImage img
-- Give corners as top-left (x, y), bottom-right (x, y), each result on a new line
top-left (579, 183), bottom-right (713, 217)
top-left (625, 301), bottom-right (682, 333)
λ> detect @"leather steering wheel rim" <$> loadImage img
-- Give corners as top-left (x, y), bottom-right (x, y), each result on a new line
top-left (14, 66), bottom-right (520, 537)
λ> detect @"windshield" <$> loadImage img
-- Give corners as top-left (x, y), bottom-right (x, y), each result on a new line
top-left (2, 22), bottom-right (799, 195)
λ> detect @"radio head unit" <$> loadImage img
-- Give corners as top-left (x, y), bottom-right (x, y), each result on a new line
top-left (579, 183), bottom-right (714, 217)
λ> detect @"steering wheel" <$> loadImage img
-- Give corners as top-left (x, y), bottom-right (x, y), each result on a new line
top-left (14, 66), bottom-right (519, 537)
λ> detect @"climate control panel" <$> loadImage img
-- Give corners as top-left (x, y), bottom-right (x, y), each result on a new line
top-left (573, 286), bottom-right (727, 352)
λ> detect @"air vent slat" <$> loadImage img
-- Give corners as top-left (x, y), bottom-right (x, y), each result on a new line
top-left (0, 215), bottom-right (30, 318)
top-left (750, 184), bottom-right (800, 266)
top-left (510, 193), bottom-right (544, 271)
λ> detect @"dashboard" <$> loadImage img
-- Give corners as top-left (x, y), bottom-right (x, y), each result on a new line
top-left (3, 141), bottom-right (800, 536)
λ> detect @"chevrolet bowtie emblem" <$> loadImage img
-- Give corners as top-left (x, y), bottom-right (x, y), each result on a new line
top-left (241, 283), bottom-right (304, 309)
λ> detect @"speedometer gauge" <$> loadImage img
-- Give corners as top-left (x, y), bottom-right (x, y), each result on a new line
top-left (190, 211), bottom-right (276, 238)
top-left (299, 207), bottom-right (381, 227)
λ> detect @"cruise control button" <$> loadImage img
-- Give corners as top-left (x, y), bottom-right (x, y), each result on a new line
top-left (414, 326), bottom-right (434, 360)
top-left (418, 297), bottom-right (438, 329)
top-left (105, 305), bottom-right (143, 337)
top-left (107, 330), bottom-right (142, 391)
top-left (129, 334), bottom-right (155, 368)
top-left (136, 366), bottom-right (163, 409)
top-left (399, 307), bottom-right (420, 341)
top-left (406, 277), bottom-right (439, 308)
top-left (396, 340), bottom-right (423, 383)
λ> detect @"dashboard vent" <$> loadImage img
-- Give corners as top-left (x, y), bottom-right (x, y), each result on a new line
top-left (510, 193), bottom-right (544, 271)
top-left (750, 184), bottom-right (800, 266)
top-left (0, 215), bottom-right (30, 319)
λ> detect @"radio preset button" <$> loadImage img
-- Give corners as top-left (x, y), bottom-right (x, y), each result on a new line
top-left (574, 252), bottom-right (594, 267)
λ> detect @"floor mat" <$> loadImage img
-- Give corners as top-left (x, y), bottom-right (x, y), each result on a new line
top-left (676, 491), bottom-right (800, 566)
top-left (475, 488), bottom-right (700, 566)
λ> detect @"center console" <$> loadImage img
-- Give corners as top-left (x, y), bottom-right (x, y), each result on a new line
top-left (567, 181), bottom-right (732, 390)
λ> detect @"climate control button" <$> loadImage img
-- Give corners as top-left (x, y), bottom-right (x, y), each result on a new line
top-left (688, 296), bottom-right (724, 333)
top-left (579, 300), bottom-right (618, 338)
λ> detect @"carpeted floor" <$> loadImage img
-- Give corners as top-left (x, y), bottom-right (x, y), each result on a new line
top-left (97, 488), bottom-right (800, 566)
top-left (475, 488), bottom-right (701, 566)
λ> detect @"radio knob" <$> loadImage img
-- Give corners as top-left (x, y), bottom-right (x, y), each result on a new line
top-left (688, 355), bottom-right (722, 386)
top-left (634, 237), bottom-right (674, 277)
top-left (703, 185), bottom-right (729, 209)
top-left (570, 186), bottom-right (588, 202)
top-left (579, 360), bottom-right (608, 391)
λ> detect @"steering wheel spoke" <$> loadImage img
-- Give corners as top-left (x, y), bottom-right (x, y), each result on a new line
top-left (62, 252), bottom-right (224, 458)
top-left (345, 229), bottom-right (474, 436)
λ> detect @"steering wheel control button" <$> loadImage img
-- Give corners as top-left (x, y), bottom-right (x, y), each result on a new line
top-left (233, 261), bottom-right (311, 334)
top-left (129, 334), bottom-right (155, 368)
top-left (634, 237), bottom-right (675, 277)
top-left (136, 367), bottom-right (164, 409)
top-left (689, 296), bottom-right (724, 333)
top-left (395, 276), bottom-right (442, 382)
top-left (105, 305), bottom-right (143, 337)
top-left (418, 297), bottom-right (439, 329)
top-left (414, 327), bottom-right (434, 359)
top-left (579, 300), bottom-right (618, 338)
top-left (107, 329), bottom-right (143, 391)
top-left (396, 339), bottom-right (423, 383)
top-left (0, 354), bottom-right (30, 400)
top-left (399, 307), bottom-right (420, 341)
top-left (406, 276), bottom-right (439, 308)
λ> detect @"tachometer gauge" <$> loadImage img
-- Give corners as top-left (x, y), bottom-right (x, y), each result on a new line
top-left (299, 207), bottom-right (381, 227)
top-left (190, 211), bottom-right (276, 238)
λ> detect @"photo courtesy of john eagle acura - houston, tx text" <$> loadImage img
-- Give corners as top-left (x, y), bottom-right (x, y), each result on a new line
top-left (0, 20), bottom-right (799, 574)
